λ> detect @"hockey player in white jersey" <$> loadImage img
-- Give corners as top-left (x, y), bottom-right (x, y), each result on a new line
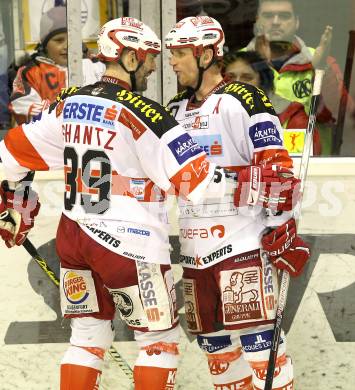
top-left (0, 17), bottom-right (235, 390)
top-left (165, 16), bottom-right (310, 390)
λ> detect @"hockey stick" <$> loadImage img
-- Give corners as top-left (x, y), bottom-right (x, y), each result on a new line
top-left (333, 30), bottom-right (355, 155)
top-left (23, 238), bottom-right (60, 287)
top-left (21, 237), bottom-right (133, 380)
top-left (264, 69), bottom-right (325, 390)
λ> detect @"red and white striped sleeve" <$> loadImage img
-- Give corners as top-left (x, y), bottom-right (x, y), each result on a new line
top-left (0, 107), bottom-right (64, 181)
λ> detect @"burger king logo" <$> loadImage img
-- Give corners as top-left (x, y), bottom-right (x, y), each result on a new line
top-left (63, 271), bottom-right (90, 304)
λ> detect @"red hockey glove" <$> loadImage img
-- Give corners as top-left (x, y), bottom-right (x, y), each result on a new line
top-left (261, 218), bottom-right (310, 277)
top-left (0, 181), bottom-right (40, 248)
top-left (234, 164), bottom-right (301, 211)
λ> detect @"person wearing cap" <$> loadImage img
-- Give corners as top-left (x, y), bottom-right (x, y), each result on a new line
top-left (165, 15), bottom-right (310, 389)
top-left (0, 15), bottom-right (246, 390)
top-left (9, 6), bottom-right (105, 125)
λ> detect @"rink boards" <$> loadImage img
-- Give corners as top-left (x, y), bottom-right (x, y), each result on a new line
top-left (0, 157), bottom-right (355, 390)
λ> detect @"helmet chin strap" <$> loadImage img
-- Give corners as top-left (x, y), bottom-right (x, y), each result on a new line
top-left (118, 58), bottom-right (143, 91)
top-left (193, 56), bottom-right (216, 93)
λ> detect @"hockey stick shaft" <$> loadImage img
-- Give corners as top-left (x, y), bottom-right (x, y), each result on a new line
top-left (264, 69), bottom-right (325, 390)
top-left (333, 30), bottom-right (355, 155)
top-left (21, 237), bottom-right (133, 380)
top-left (23, 238), bottom-right (60, 287)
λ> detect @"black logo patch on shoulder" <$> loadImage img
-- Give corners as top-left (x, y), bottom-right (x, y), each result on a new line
top-left (222, 82), bottom-right (276, 116)
top-left (168, 89), bottom-right (191, 104)
top-left (49, 86), bottom-right (80, 114)
top-left (116, 89), bottom-right (178, 138)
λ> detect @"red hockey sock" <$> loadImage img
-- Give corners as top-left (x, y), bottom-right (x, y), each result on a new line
top-left (133, 366), bottom-right (177, 390)
top-left (60, 364), bottom-right (101, 390)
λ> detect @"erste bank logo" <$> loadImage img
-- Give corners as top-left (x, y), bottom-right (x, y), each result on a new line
top-left (192, 134), bottom-right (223, 156)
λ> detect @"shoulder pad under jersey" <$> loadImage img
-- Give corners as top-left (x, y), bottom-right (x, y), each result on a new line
top-left (220, 81), bottom-right (276, 116)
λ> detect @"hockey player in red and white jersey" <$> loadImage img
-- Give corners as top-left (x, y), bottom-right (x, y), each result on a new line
top-left (0, 17), bottom-right (238, 390)
top-left (165, 16), bottom-right (310, 390)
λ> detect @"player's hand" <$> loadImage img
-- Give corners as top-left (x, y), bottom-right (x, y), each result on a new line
top-left (261, 218), bottom-right (310, 276)
top-left (0, 181), bottom-right (40, 248)
top-left (234, 164), bottom-right (301, 211)
top-left (254, 23), bottom-right (271, 62)
top-left (312, 25), bottom-right (333, 69)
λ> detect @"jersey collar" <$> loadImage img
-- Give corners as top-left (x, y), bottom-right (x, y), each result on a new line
top-left (188, 76), bottom-right (229, 109)
top-left (101, 76), bottom-right (131, 90)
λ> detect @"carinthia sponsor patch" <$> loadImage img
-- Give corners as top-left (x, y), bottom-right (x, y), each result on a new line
top-left (168, 133), bottom-right (203, 164)
top-left (249, 121), bottom-right (282, 148)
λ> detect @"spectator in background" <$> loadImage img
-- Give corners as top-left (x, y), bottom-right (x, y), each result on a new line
top-left (224, 50), bottom-right (274, 94)
top-left (244, 0), bottom-right (338, 155)
top-left (9, 6), bottom-right (105, 125)
top-left (224, 50), bottom-right (322, 154)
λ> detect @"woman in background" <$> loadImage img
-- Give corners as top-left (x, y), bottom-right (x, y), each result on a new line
top-left (224, 50), bottom-right (321, 155)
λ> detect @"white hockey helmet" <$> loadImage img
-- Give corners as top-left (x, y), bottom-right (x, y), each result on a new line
top-left (97, 17), bottom-right (161, 62)
top-left (165, 16), bottom-right (225, 59)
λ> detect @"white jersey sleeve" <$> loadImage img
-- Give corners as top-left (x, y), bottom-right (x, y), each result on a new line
top-left (113, 89), bottom-right (217, 203)
top-left (0, 88), bottom-right (68, 181)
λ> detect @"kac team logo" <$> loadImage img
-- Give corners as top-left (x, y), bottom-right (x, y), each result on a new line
top-left (63, 271), bottom-right (90, 304)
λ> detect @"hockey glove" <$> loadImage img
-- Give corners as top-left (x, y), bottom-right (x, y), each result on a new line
top-left (234, 164), bottom-right (301, 211)
top-left (0, 180), bottom-right (40, 248)
top-left (261, 218), bottom-right (310, 277)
